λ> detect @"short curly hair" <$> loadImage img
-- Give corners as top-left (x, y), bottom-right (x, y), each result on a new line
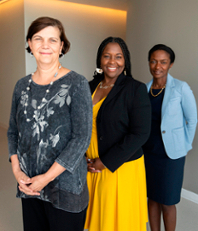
top-left (148, 44), bottom-right (175, 64)
top-left (26, 16), bottom-right (70, 57)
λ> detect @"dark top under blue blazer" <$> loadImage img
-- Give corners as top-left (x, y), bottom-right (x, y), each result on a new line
top-left (146, 74), bottom-right (197, 159)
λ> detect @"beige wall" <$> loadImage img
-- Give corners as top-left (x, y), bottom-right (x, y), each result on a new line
top-left (0, 0), bottom-right (126, 127)
top-left (1, 0), bottom-right (197, 195)
top-left (126, 0), bottom-right (198, 194)
top-left (24, 0), bottom-right (126, 80)
top-left (0, 0), bottom-right (26, 128)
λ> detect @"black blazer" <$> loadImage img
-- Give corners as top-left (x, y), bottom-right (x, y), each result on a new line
top-left (89, 73), bottom-right (151, 172)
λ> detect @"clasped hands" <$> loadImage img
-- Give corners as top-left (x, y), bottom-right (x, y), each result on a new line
top-left (14, 169), bottom-right (49, 196)
top-left (87, 157), bottom-right (106, 173)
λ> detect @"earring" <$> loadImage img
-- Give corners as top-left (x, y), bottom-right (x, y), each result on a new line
top-left (124, 70), bottom-right (127, 75)
top-left (30, 51), bottom-right (33, 57)
top-left (96, 68), bottom-right (103, 74)
top-left (60, 52), bottom-right (65, 59)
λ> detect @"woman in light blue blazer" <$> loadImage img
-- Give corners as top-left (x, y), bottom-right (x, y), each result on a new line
top-left (143, 44), bottom-right (197, 231)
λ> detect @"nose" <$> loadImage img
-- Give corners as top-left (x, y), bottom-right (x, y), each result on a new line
top-left (109, 57), bottom-right (115, 64)
top-left (155, 62), bottom-right (160, 69)
top-left (42, 40), bottom-right (49, 49)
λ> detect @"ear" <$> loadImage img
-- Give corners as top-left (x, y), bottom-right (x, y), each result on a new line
top-left (169, 62), bottom-right (174, 69)
top-left (60, 41), bottom-right (64, 55)
top-left (28, 39), bottom-right (32, 51)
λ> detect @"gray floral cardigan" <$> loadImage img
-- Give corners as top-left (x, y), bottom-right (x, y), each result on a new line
top-left (7, 71), bottom-right (92, 212)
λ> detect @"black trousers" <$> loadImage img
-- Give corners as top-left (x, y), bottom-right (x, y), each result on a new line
top-left (21, 198), bottom-right (87, 231)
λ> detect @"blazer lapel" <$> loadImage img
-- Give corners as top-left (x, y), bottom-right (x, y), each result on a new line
top-left (161, 74), bottom-right (175, 119)
top-left (146, 79), bottom-right (153, 92)
top-left (97, 74), bottom-right (127, 118)
top-left (146, 74), bottom-right (175, 120)
top-left (103, 74), bottom-right (126, 104)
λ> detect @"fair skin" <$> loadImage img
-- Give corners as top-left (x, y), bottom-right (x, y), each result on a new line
top-left (28, 26), bottom-right (70, 85)
top-left (148, 49), bottom-right (176, 231)
top-left (87, 42), bottom-right (125, 173)
top-left (11, 26), bottom-right (71, 196)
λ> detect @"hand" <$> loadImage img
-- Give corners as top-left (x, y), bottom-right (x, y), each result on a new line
top-left (11, 155), bottom-right (66, 196)
top-left (11, 155), bottom-right (40, 196)
top-left (87, 158), bottom-right (106, 173)
top-left (27, 162), bottom-right (66, 193)
top-left (28, 174), bottom-right (50, 193)
top-left (14, 169), bottom-right (40, 196)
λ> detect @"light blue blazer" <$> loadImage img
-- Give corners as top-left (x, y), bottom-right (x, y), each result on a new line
top-left (147, 74), bottom-right (197, 159)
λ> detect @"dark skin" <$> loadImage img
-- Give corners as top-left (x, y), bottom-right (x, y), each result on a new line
top-left (148, 50), bottom-right (176, 231)
top-left (148, 199), bottom-right (176, 231)
top-left (87, 42), bottom-right (125, 173)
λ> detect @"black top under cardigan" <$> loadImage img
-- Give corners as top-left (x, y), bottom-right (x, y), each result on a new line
top-left (89, 73), bottom-right (151, 172)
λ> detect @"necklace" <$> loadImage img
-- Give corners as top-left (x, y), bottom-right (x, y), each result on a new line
top-left (150, 84), bottom-right (166, 97)
top-left (99, 81), bottom-right (114, 89)
top-left (24, 64), bottom-right (62, 122)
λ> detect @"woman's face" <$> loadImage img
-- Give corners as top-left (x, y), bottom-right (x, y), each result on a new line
top-left (28, 26), bottom-right (63, 65)
top-left (100, 42), bottom-right (125, 80)
top-left (149, 50), bottom-right (173, 81)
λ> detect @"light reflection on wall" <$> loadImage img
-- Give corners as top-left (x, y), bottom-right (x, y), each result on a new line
top-left (25, 0), bottom-right (127, 19)
top-left (0, 0), bottom-right (9, 5)
top-left (24, 0), bottom-right (127, 79)
top-left (57, 0), bottom-right (127, 16)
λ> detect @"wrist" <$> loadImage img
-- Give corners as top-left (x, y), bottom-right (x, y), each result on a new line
top-left (12, 163), bottom-right (21, 175)
top-left (43, 172), bottom-right (55, 184)
top-left (10, 154), bottom-right (21, 173)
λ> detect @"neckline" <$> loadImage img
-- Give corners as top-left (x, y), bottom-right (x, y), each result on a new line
top-left (30, 70), bottom-right (73, 87)
top-left (152, 88), bottom-right (163, 91)
top-left (93, 96), bottom-right (106, 107)
top-left (92, 82), bottom-right (106, 106)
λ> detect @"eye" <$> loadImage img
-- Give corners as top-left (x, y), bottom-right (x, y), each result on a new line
top-left (34, 37), bottom-right (41, 41)
top-left (116, 56), bottom-right (122, 59)
top-left (150, 60), bottom-right (156, 64)
top-left (161, 61), bottom-right (167, 64)
top-left (50, 38), bottom-right (57, 43)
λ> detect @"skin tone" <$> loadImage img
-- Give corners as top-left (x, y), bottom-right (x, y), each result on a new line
top-left (148, 49), bottom-right (176, 231)
top-left (28, 26), bottom-right (70, 85)
top-left (10, 26), bottom-right (71, 196)
top-left (149, 49), bottom-right (173, 89)
top-left (148, 199), bottom-right (176, 231)
top-left (87, 42), bottom-right (125, 173)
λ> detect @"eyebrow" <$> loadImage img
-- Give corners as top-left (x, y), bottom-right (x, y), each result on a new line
top-left (103, 52), bottom-right (123, 55)
top-left (32, 35), bottom-right (58, 40)
top-left (150, 58), bottom-right (169, 61)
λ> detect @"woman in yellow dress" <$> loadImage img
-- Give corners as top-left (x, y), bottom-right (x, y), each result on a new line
top-left (84, 37), bottom-right (151, 231)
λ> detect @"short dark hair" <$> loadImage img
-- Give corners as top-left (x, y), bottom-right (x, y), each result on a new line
top-left (148, 44), bottom-right (175, 63)
top-left (26, 16), bottom-right (70, 57)
top-left (95, 37), bottom-right (132, 77)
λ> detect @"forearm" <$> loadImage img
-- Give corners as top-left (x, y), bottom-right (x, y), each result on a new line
top-left (28, 162), bottom-right (66, 193)
top-left (44, 161), bottom-right (66, 183)
top-left (10, 154), bottom-right (21, 175)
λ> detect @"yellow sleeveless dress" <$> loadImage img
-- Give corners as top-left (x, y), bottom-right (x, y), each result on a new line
top-left (84, 90), bottom-right (148, 231)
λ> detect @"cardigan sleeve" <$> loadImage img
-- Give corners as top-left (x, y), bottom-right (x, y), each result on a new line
top-left (55, 77), bottom-right (92, 174)
top-left (7, 82), bottom-right (20, 160)
top-left (100, 83), bottom-right (151, 172)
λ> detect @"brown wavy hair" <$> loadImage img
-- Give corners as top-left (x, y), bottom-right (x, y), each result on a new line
top-left (26, 16), bottom-right (70, 57)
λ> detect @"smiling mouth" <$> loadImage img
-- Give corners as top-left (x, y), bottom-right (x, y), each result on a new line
top-left (153, 71), bottom-right (161, 74)
top-left (40, 52), bottom-right (51, 55)
top-left (108, 67), bottom-right (117, 71)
